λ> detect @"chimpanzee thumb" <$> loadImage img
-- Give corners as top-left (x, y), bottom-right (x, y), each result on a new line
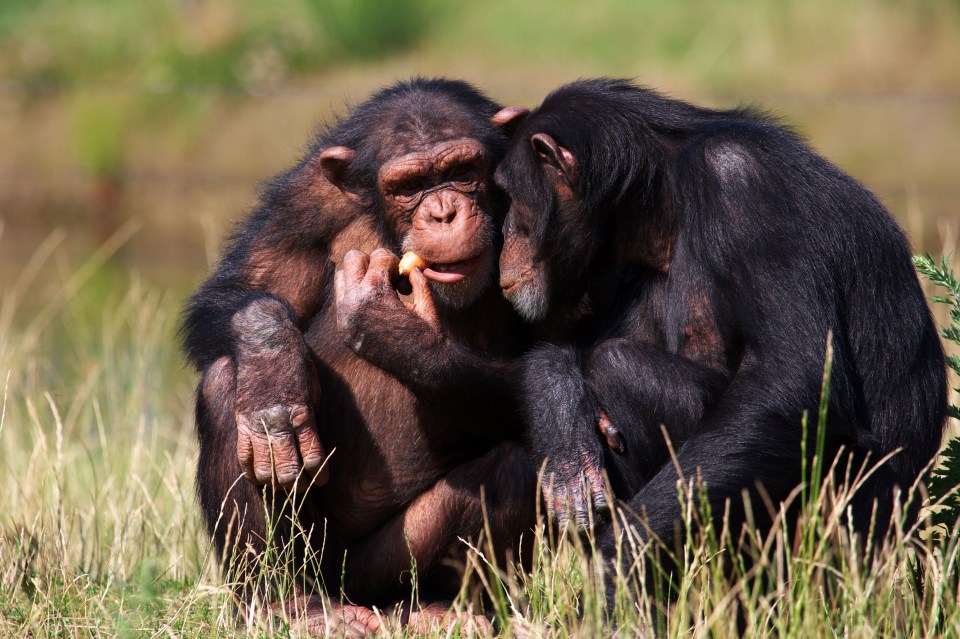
top-left (407, 267), bottom-right (440, 331)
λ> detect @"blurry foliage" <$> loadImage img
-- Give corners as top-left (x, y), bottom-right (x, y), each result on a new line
top-left (305, 0), bottom-right (434, 63)
top-left (3, 0), bottom-right (957, 102)
top-left (0, 0), bottom-right (441, 181)
top-left (67, 94), bottom-right (133, 177)
top-left (0, 0), bottom-right (438, 89)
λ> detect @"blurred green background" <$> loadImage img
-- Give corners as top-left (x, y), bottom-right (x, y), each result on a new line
top-left (0, 3), bottom-right (959, 633)
top-left (2, 0), bottom-right (959, 319)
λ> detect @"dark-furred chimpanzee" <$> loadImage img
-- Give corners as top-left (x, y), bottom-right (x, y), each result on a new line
top-left (181, 79), bottom-right (536, 635)
top-left (492, 78), bottom-right (946, 597)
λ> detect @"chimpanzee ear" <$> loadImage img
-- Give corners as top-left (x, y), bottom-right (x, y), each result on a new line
top-left (491, 106), bottom-right (530, 135)
top-left (317, 146), bottom-right (356, 189)
top-left (531, 133), bottom-right (576, 182)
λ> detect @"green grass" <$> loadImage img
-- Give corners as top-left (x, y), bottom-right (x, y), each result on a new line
top-left (2, 1), bottom-right (960, 634)
top-left (2, 238), bottom-right (960, 637)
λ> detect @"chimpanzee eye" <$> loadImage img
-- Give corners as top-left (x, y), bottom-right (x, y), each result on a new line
top-left (398, 178), bottom-right (425, 193)
top-left (448, 164), bottom-right (472, 182)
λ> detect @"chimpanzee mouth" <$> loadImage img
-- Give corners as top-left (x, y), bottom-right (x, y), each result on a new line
top-left (501, 279), bottom-right (523, 296)
top-left (422, 252), bottom-right (488, 284)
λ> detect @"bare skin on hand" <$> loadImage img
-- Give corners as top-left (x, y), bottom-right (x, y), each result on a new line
top-left (183, 79), bottom-right (536, 635)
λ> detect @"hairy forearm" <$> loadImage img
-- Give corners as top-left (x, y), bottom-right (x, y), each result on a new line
top-left (354, 320), bottom-right (519, 410)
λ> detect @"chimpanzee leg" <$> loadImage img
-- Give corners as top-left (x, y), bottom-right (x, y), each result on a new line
top-left (197, 357), bottom-right (379, 635)
top-left (197, 357), bottom-right (271, 590)
top-left (586, 338), bottom-right (726, 496)
top-left (340, 441), bottom-right (538, 604)
top-left (522, 341), bottom-right (724, 529)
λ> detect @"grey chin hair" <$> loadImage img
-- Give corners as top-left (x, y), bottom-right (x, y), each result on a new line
top-left (506, 282), bottom-right (549, 323)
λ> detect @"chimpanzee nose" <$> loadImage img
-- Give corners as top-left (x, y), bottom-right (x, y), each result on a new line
top-left (430, 202), bottom-right (457, 224)
top-left (426, 190), bottom-right (462, 224)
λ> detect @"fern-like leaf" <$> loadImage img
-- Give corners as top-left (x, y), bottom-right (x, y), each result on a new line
top-left (915, 254), bottom-right (960, 532)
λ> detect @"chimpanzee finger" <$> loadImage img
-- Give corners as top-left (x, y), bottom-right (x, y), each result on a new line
top-left (237, 420), bottom-right (257, 482)
top-left (548, 485), bottom-right (569, 529)
top-left (248, 405), bottom-right (303, 488)
top-left (598, 409), bottom-right (626, 453)
top-left (290, 405), bottom-right (329, 490)
top-left (333, 268), bottom-right (345, 310)
top-left (571, 476), bottom-right (593, 531)
top-left (342, 249), bottom-right (371, 289)
top-left (334, 268), bottom-right (360, 334)
top-left (362, 248), bottom-right (400, 291)
top-left (582, 458), bottom-right (611, 520)
top-left (407, 267), bottom-right (440, 331)
top-left (266, 429), bottom-right (302, 489)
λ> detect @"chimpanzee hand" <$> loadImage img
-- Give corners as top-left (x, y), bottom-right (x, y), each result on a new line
top-left (541, 410), bottom-right (625, 527)
top-left (523, 344), bottom-right (621, 531)
top-left (231, 298), bottom-right (328, 492)
top-left (538, 423), bottom-right (611, 531)
top-left (333, 248), bottom-right (441, 360)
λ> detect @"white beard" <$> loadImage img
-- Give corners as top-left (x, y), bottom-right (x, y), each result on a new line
top-left (504, 274), bottom-right (549, 322)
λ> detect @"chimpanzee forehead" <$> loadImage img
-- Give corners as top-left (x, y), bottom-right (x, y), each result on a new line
top-left (371, 97), bottom-right (485, 162)
top-left (379, 138), bottom-right (485, 186)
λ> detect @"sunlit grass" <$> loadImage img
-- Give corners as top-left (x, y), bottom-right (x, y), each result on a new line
top-left (1, 236), bottom-right (960, 637)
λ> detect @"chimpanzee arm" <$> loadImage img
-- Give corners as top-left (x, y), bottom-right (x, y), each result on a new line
top-left (334, 248), bottom-right (522, 409)
top-left (523, 339), bottom-right (725, 528)
top-left (354, 317), bottom-right (519, 405)
top-left (585, 338), bottom-right (728, 483)
top-left (180, 165), bottom-right (360, 372)
top-left (182, 221), bottom-right (334, 491)
top-left (181, 166), bottom-right (365, 490)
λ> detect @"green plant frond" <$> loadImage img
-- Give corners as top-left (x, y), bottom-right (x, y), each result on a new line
top-left (947, 355), bottom-right (960, 376)
top-left (915, 253), bottom-right (960, 533)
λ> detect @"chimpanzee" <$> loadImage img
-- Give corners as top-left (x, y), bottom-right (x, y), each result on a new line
top-left (181, 78), bottom-right (536, 635)
top-left (492, 78), bottom-right (946, 597)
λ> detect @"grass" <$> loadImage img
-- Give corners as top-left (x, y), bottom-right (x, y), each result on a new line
top-left (2, 0), bottom-right (958, 280)
top-left (1, 233), bottom-right (960, 637)
top-left (2, 2), bottom-right (960, 633)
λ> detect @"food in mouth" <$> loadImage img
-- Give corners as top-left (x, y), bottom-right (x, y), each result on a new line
top-left (398, 251), bottom-right (428, 276)
top-left (400, 250), bottom-right (487, 284)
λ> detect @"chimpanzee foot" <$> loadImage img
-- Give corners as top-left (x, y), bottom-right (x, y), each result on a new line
top-left (308, 603), bottom-right (383, 637)
top-left (273, 597), bottom-right (383, 637)
top-left (404, 601), bottom-right (494, 636)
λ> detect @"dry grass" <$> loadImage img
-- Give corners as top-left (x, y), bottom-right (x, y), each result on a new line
top-left (0, 229), bottom-right (959, 637)
top-left (1, 3), bottom-right (959, 634)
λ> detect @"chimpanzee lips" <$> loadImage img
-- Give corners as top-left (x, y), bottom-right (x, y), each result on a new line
top-left (422, 253), bottom-right (486, 284)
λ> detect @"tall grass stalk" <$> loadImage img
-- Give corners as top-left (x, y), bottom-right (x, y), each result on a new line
top-left (2, 244), bottom-right (960, 636)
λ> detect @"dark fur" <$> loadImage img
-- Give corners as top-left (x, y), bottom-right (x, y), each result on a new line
top-left (182, 78), bottom-right (510, 369)
top-left (496, 78), bottom-right (947, 599)
top-left (181, 79), bottom-right (536, 623)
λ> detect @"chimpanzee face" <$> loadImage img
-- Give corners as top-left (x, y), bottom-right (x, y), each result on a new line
top-left (377, 136), bottom-right (496, 309)
top-left (497, 194), bottom-right (552, 323)
top-left (493, 113), bottom-right (583, 322)
top-left (317, 98), bottom-right (509, 311)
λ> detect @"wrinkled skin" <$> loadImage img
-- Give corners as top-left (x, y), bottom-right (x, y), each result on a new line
top-left (237, 131), bottom-right (505, 494)
top-left (335, 248), bottom-right (440, 346)
top-left (183, 79), bottom-right (536, 635)
top-left (228, 300), bottom-right (327, 491)
top-left (372, 136), bottom-right (498, 309)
